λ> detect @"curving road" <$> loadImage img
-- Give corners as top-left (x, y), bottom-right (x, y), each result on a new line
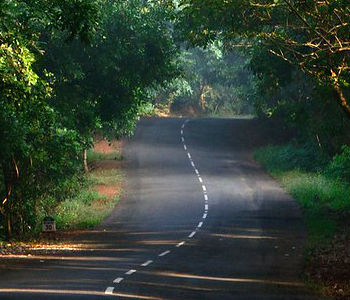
top-left (0, 118), bottom-right (322, 299)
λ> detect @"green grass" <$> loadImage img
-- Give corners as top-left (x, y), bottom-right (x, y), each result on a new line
top-left (88, 169), bottom-right (123, 186)
top-left (87, 149), bottom-right (122, 163)
top-left (54, 190), bottom-right (115, 229)
top-left (54, 156), bottom-right (123, 230)
top-left (255, 146), bottom-right (350, 245)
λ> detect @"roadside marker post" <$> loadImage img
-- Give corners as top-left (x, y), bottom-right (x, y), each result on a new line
top-left (42, 216), bottom-right (56, 233)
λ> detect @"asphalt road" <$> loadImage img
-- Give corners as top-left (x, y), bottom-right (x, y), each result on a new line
top-left (0, 118), bottom-right (322, 299)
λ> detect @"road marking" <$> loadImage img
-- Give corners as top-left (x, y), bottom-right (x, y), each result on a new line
top-left (103, 119), bottom-right (210, 293)
top-left (176, 241), bottom-right (185, 247)
top-left (141, 260), bottom-right (153, 267)
top-left (159, 250), bottom-right (171, 257)
top-left (105, 287), bottom-right (114, 294)
top-left (113, 277), bottom-right (124, 284)
top-left (188, 231), bottom-right (196, 238)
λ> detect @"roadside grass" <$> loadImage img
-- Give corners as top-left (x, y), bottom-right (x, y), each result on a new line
top-left (54, 192), bottom-right (116, 230)
top-left (55, 149), bottom-right (123, 230)
top-left (87, 149), bottom-right (122, 163)
top-left (255, 146), bottom-right (350, 244)
top-left (255, 145), bottom-right (350, 297)
top-left (88, 169), bottom-right (123, 186)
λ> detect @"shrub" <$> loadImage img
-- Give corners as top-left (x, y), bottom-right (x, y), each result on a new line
top-left (326, 145), bottom-right (350, 183)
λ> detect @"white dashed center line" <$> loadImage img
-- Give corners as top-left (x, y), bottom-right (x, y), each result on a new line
top-left (159, 250), bottom-right (171, 257)
top-left (188, 231), bottom-right (196, 238)
top-left (105, 287), bottom-right (114, 295)
top-left (113, 277), bottom-right (124, 284)
top-left (141, 260), bottom-right (153, 267)
top-left (104, 119), bottom-right (210, 293)
top-left (176, 241), bottom-right (185, 247)
top-left (125, 269), bottom-right (136, 275)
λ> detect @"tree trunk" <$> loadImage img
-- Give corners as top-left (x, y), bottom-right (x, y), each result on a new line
top-left (5, 212), bottom-right (12, 240)
top-left (83, 149), bottom-right (89, 173)
top-left (333, 78), bottom-right (350, 118)
top-left (1, 162), bottom-right (13, 240)
top-left (199, 84), bottom-right (206, 111)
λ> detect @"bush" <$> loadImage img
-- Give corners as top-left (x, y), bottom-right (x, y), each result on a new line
top-left (255, 144), bottom-right (350, 243)
top-left (326, 145), bottom-right (350, 183)
top-left (255, 143), bottom-right (329, 173)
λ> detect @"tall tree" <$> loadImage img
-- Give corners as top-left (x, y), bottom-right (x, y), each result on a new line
top-left (177, 0), bottom-right (350, 117)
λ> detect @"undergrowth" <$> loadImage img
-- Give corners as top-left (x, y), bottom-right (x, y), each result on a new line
top-left (87, 149), bottom-right (122, 163)
top-left (54, 168), bottom-right (122, 230)
top-left (255, 144), bottom-right (350, 245)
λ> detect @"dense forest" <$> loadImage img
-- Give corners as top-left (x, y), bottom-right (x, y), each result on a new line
top-left (1, 0), bottom-right (349, 248)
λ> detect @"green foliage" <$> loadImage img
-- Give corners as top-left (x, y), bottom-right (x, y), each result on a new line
top-left (0, 0), bottom-right (179, 239)
top-left (54, 169), bottom-right (122, 230)
top-left (87, 150), bottom-right (122, 165)
top-left (88, 169), bottom-right (123, 186)
top-left (254, 144), bottom-right (329, 173)
top-left (176, 0), bottom-right (350, 156)
top-left (42, 0), bottom-right (179, 139)
top-left (326, 145), bottom-right (350, 183)
top-left (255, 145), bottom-right (350, 243)
top-left (54, 190), bottom-right (109, 229)
top-left (153, 44), bottom-right (254, 116)
top-left (177, 0), bottom-right (350, 112)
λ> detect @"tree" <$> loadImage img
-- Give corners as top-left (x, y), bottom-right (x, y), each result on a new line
top-left (40, 0), bottom-right (179, 169)
top-left (177, 0), bottom-right (350, 117)
top-left (0, 0), bottom-right (99, 238)
top-left (153, 43), bottom-right (254, 116)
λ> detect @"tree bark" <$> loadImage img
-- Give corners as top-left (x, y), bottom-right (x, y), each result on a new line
top-left (1, 162), bottom-right (13, 240)
top-left (5, 212), bottom-right (12, 240)
top-left (199, 84), bottom-right (207, 111)
top-left (83, 149), bottom-right (89, 173)
top-left (333, 76), bottom-right (350, 118)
